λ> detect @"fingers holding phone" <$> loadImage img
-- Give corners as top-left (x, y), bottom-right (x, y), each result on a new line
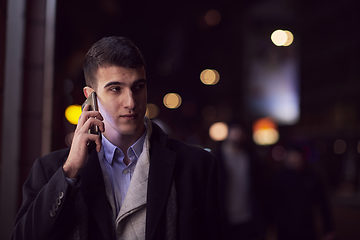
top-left (79, 104), bottom-right (104, 152)
top-left (81, 92), bottom-right (102, 137)
top-left (63, 92), bottom-right (104, 178)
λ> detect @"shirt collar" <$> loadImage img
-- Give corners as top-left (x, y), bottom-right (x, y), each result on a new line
top-left (129, 133), bottom-right (146, 159)
top-left (102, 131), bottom-right (147, 165)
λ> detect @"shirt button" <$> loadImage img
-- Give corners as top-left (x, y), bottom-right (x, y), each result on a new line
top-left (123, 169), bottom-right (129, 174)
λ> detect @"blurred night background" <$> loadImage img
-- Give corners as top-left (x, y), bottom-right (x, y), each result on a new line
top-left (2, 0), bottom-right (360, 239)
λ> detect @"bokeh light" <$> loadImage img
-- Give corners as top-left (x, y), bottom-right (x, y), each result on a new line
top-left (253, 129), bottom-right (279, 146)
top-left (204, 10), bottom-right (221, 26)
top-left (209, 122), bottom-right (228, 141)
top-left (283, 30), bottom-right (294, 46)
top-left (271, 30), bottom-right (287, 46)
top-left (200, 69), bottom-right (220, 85)
top-left (253, 117), bottom-right (277, 131)
top-left (272, 145), bottom-right (287, 161)
top-left (65, 104), bottom-right (82, 125)
top-left (163, 93), bottom-right (182, 109)
top-left (252, 117), bottom-right (279, 145)
top-left (271, 29), bottom-right (294, 47)
top-left (146, 103), bottom-right (159, 119)
top-left (334, 139), bottom-right (346, 154)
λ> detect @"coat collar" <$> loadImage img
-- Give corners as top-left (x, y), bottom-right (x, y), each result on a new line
top-left (79, 149), bottom-right (115, 240)
top-left (115, 120), bottom-right (153, 239)
top-left (146, 122), bottom-right (177, 240)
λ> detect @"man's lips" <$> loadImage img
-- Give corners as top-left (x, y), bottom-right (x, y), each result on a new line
top-left (120, 114), bottom-right (137, 119)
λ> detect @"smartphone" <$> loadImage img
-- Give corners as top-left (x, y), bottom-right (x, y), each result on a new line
top-left (82, 92), bottom-right (101, 137)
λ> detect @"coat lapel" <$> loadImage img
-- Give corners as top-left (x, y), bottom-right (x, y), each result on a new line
top-left (146, 125), bottom-right (177, 240)
top-left (117, 146), bottom-right (149, 221)
top-left (79, 149), bottom-right (114, 240)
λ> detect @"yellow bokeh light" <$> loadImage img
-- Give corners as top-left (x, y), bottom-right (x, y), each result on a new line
top-left (253, 128), bottom-right (279, 145)
top-left (65, 104), bottom-right (82, 125)
top-left (146, 103), bottom-right (159, 119)
top-left (163, 93), bottom-right (182, 109)
top-left (200, 69), bottom-right (220, 85)
top-left (252, 117), bottom-right (279, 145)
top-left (271, 30), bottom-right (287, 46)
top-left (209, 122), bottom-right (228, 141)
top-left (271, 29), bottom-right (294, 47)
top-left (283, 30), bottom-right (294, 46)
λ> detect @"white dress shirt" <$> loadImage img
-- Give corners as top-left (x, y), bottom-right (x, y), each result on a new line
top-left (98, 132), bottom-right (146, 216)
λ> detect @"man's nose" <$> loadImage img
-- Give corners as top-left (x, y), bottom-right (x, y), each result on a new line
top-left (124, 90), bottom-right (135, 109)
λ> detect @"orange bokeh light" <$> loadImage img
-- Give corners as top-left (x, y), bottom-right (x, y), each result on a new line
top-left (253, 117), bottom-right (277, 132)
top-left (252, 117), bottom-right (279, 145)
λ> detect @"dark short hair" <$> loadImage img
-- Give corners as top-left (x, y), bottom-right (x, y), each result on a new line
top-left (83, 36), bottom-right (146, 88)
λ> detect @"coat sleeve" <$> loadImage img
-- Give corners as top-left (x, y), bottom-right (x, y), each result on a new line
top-left (11, 155), bottom-right (80, 240)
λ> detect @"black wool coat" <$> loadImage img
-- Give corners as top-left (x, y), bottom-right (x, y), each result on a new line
top-left (11, 122), bottom-right (222, 240)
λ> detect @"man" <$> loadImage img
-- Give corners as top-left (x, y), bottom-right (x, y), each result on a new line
top-left (12, 36), bottom-right (222, 240)
top-left (271, 146), bottom-right (335, 240)
top-left (215, 123), bottom-right (266, 240)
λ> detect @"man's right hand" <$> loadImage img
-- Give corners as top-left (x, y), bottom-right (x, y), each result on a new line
top-left (63, 104), bottom-right (105, 179)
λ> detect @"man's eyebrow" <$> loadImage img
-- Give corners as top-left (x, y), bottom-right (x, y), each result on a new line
top-left (133, 78), bottom-right (147, 85)
top-left (103, 81), bottom-right (122, 89)
top-left (103, 78), bottom-right (146, 89)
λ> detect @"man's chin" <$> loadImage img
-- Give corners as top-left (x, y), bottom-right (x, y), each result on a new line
top-left (118, 124), bottom-right (145, 137)
top-left (119, 130), bottom-right (137, 136)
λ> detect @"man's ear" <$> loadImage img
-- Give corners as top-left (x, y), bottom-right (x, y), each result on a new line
top-left (83, 86), bottom-right (95, 98)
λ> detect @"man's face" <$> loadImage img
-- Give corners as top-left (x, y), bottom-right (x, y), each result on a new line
top-left (86, 66), bottom-right (147, 141)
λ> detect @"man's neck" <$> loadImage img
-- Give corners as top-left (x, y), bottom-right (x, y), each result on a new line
top-left (104, 125), bottom-right (146, 155)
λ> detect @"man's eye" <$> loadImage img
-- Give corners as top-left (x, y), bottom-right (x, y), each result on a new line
top-left (134, 83), bottom-right (145, 91)
top-left (110, 87), bottom-right (120, 92)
